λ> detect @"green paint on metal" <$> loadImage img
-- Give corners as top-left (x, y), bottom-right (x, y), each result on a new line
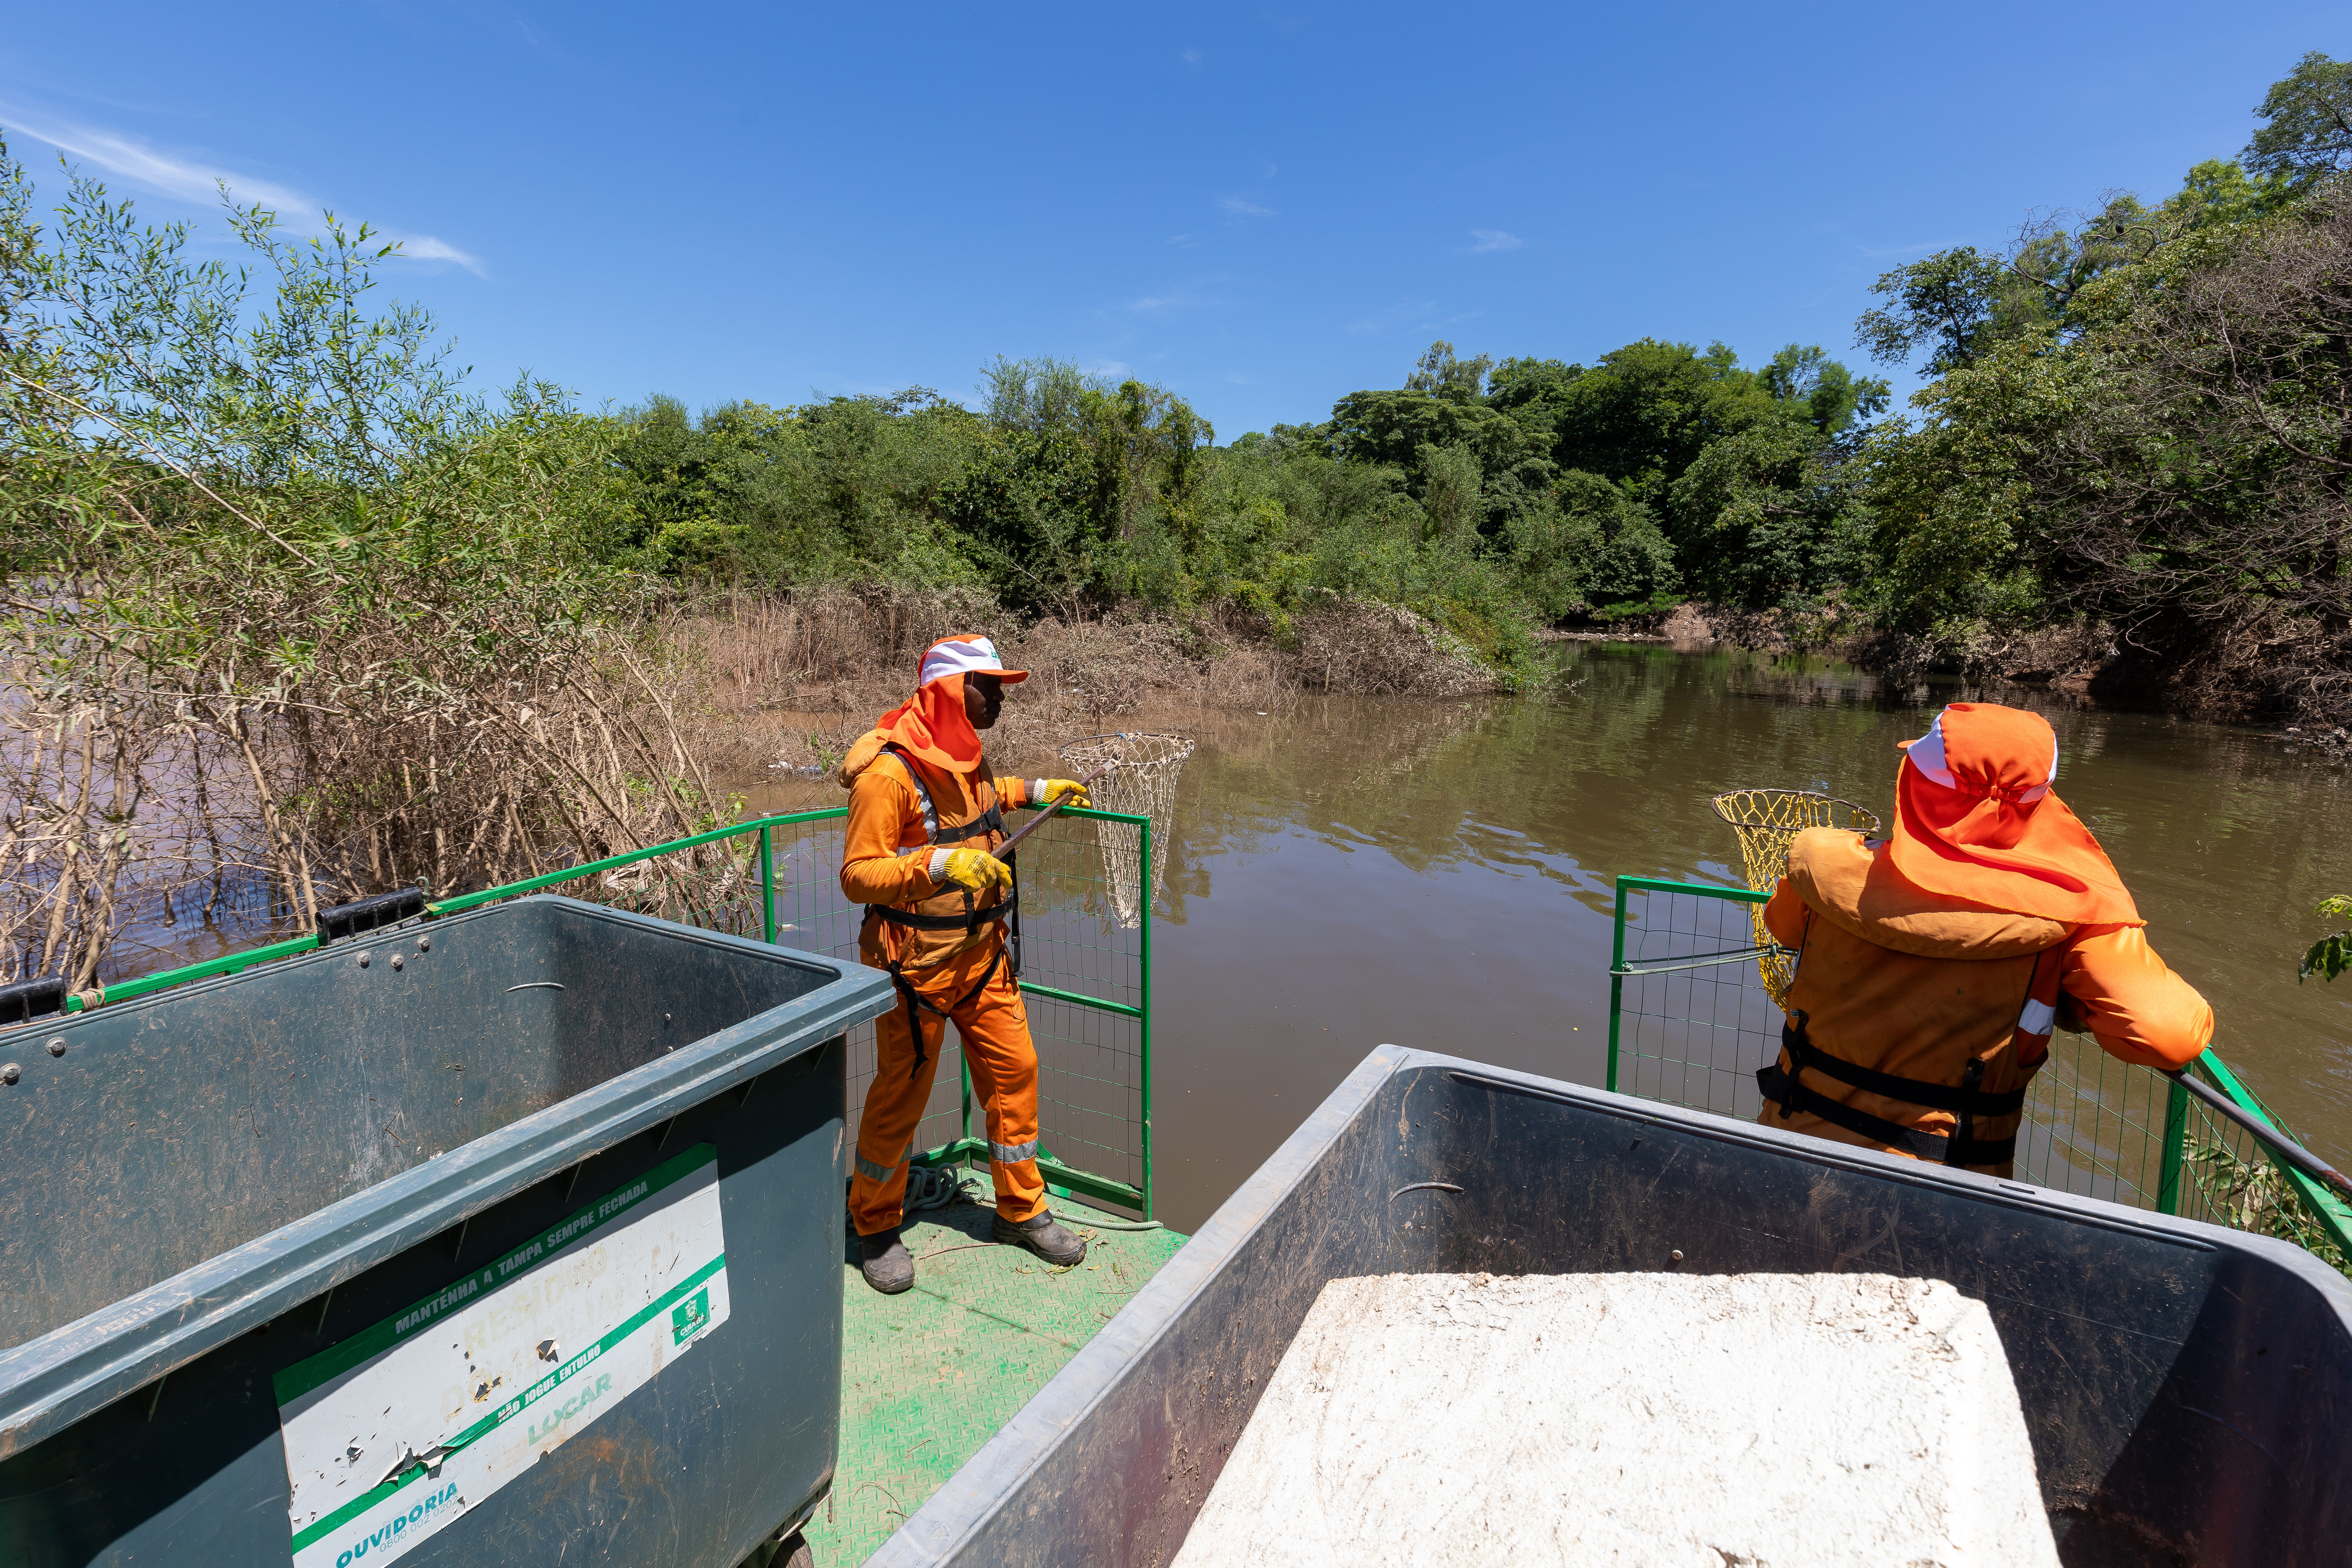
top-left (2157, 1077), bottom-right (2189, 1216)
top-left (1605, 878), bottom-right (1629, 1095)
top-left (1139, 817), bottom-right (1154, 1222)
top-left (1614, 874), bottom-right (1769, 904)
top-left (760, 824), bottom-right (777, 944)
top-left (2190, 1051), bottom-right (2352, 1255)
top-left (1016, 980), bottom-right (1143, 1019)
top-left (72, 932), bottom-right (322, 1009)
top-left (805, 1197), bottom-right (1187, 1565)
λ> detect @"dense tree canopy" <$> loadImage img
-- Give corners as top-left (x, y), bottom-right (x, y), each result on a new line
top-left (1850, 51), bottom-right (2352, 715)
top-left (19, 45), bottom-right (2349, 717)
top-left (584, 48), bottom-right (2352, 714)
top-left (610, 326), bottom-right (1886, 671)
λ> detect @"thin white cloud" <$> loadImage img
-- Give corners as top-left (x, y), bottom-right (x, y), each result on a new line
top-left (1, 105), bottom-right (485, 276)
top-left (1219, 195), bottom-right (1276, 219)
top-left (1470, 229), bottom-right (1523, 253)
top-left (1167, 232), bottom-right (1196, 248)
top-left (1182, 48), bottom-right (1202, 64)
top-left (395, 236), bottom-right (481, 268)
top-left (1346, 300), bottom-right (1490, 337)
top-left (1346, 298), bottom-right (1438, 335)
top-left (1130, 293), bottom-right (1200, 311)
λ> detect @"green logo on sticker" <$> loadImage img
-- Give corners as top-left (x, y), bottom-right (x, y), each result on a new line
top-left (671, 1287), bottom-right (710, 1345)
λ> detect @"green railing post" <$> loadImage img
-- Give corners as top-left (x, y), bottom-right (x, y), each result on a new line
top-left (758, 825), bottom-right (776, 944)
top-left (960, 1056), bottom-right (974, 1175)
top-left (1140, 817), bottom-right (1155, 1221)
top-left (1606, 877), bottom-right (1630, 1094)
top-left (2157, 1076), bottom-right (2189, 1215)
top-left (79, 802), bottom-right (1159, 1221)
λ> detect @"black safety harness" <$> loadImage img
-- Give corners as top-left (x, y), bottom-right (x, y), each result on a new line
top-left (866, 744), bottom-right (1021, 1080)
top-left (1758, 1012), bottom-right (2026, 1166)
top-left (1754, 918), bottom-right (2037, 1168)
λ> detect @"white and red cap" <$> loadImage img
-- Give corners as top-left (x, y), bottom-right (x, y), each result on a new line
top-left (1899, 706), bottom-right (2058, 803)
top-left (917, 634), bottom-right (1028, 690)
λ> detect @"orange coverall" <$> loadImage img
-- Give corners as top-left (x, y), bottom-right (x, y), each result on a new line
top-left (1759, 828), bottom-right (2213, 1177)
top-left (839, 735), bottom-right (1050, 1236)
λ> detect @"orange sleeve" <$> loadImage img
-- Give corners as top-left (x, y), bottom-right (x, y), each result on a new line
top-left (1762, 879), bottom-right (1809, 949)
top-left (2061, 924), bottom-right (2213, 1070)
top-left (839, 770), bottom-right (937, 906)
top-left (995, 774), bottom-right (1031, 809)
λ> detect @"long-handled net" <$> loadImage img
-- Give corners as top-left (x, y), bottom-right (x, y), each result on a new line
top-left (1056, 732), bottom-right (1195, 928)
top-left (1707, 787), bottom-right (1881, 1006)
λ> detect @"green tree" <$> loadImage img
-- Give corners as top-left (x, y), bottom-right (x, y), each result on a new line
top-left (1758, 344), bottom-right (1888, 435)
top-left (2246, 51), bottom-right (2352, 187)
top-left (1323, 386), bottom-right (1555, 525)
top-left (1853, 247), bottom-right (2018, 375)
top-left (1670, 420), bottom-right (1869, 607)
top-left (1561, 471), bottom-right (1680, 612)
top-left (1532, 340), bottom-right (1778, 514)
top-left (1404, 340), bottom-right (1493, 402)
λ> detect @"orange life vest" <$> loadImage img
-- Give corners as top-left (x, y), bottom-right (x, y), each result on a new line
top-left (855, 743), bottom-right (1018, 973)
top-left (1758, 829), bottom-right (2068, 1174)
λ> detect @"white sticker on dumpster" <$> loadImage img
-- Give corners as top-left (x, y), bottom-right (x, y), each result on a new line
top-left (273, 1143), bottom-right (730, 1568)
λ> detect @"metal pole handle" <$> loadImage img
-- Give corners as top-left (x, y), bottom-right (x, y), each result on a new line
top-left (2166, 1066), bottom-right (2352, 1206)
top-left (990, 759), bottom-right (1118, 862)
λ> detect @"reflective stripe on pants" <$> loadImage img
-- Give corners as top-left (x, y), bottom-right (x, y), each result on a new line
top-left (848, 935), bottom-right (1045, 1235)
top-left (854, 1142), bottom-right (913, 1184)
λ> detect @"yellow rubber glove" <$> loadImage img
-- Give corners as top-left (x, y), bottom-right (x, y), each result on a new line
top-left (937, 846), bottom-right (1014, 894)
top-left (1034, 778), bottom-right (1092, 810)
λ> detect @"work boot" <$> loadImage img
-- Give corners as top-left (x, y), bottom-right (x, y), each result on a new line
top-left (858, 1228), bottom-right (914, 1295)
top-left (992, 1208), bottom-right (1087, 1266)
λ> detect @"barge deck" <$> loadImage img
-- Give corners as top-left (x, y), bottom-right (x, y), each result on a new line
top-left (808, 1197), bottom-right (1187, 1563)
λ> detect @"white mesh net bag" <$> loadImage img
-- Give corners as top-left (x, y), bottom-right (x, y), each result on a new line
top-left (1054, 731), bottom-right (1196, 928)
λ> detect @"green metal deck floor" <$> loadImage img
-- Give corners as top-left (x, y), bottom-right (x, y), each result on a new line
top-left (803, 1197), bottom-right (1188, 1565)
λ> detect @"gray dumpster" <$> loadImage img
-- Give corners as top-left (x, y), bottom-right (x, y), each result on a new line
top-left (0, 894), bottom-right (894, 1568)
top-left (879, 1046), bottom-right (2352, 1568)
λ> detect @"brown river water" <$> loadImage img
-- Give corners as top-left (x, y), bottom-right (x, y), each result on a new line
top-left (1131, 641), bottom-right (2352, 1234)
top-left (117, 639), bottom-right (2352, 1238)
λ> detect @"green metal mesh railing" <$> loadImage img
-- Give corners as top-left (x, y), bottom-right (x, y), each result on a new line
top-left (1608, 875), bottom-right (2352, 1271)
top-left (57, 803), bottom-right (1156, 1219)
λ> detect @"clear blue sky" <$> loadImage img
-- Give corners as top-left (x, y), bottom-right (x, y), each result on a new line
top-left (3, 4), bottom-right (2339, 437)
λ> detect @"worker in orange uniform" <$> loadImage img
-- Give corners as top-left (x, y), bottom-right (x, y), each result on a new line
top-left (837, 634), bottom-right (1095, 1294)
top-left (1757, 701), bottom-right (2213, 1176)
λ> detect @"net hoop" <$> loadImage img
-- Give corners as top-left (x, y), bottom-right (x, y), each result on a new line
top-left (1056, 731), bottom-right (1195, 928)
top-left (1708, 787), bottom-right (1881, 1006)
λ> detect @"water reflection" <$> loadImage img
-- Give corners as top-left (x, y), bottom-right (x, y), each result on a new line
top-left (1143, 642), bottom-right (2352, 1233)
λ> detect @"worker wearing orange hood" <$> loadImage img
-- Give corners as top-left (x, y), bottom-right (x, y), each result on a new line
top-left (1758, 702), bottom-right (2213, 1176)
top-left (838, 634), bottom-right (1095, 1294)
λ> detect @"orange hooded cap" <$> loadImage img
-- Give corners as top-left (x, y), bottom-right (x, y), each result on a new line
top-left (868, 634), bottom-right (1029, 775)
top-left (1887, 702), bottom-right (2142, 928)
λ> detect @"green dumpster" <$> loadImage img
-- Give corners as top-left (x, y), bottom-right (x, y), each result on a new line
top-left (0, 894), bottom-right (894, 1567)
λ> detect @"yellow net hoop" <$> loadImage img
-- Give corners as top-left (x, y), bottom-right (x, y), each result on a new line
top-left (1707, 787), bottom-right (1882, 1006)
top-left (1055, 732), bottom-right (1196, 929)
